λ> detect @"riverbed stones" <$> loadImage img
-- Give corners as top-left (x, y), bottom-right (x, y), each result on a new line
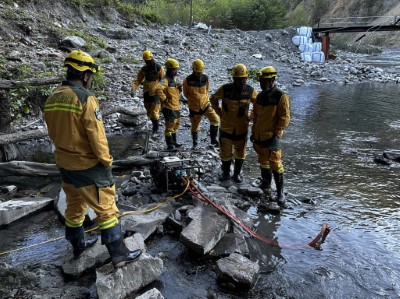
top-left (215, 253), bottom-right (260, 289)
top-left (0, 197), bottom-right (53, 226)
top-left (208, 233), bottom-right (249, 257)
top-left (121, 202), bottom-right (175, 240)
top-left (180, 205), bottom-right (230, 255)
top-left (96, 253), bottom-right (163, 299)
top-left (136, 288), bottom-right (164, 299)
top-left (63, 233), bottom-right (146, 278)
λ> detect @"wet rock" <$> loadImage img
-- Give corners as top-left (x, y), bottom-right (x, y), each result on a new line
top-left (62, 238), bottom-right (109, 278)
top-left (136, 288), bottom-right (164, 299)
top-left (96, 253), bottom-right (163, 299)
top-left (0, 197), bottom-right (53, 226)
top-left (258, 201), bottom-right (281, 213)
top-left (0, 262), bottom-right (90, 299)
top-left (215, 253), bottom-right (260, 289)
top-left (383, 151), bottom-right (400, 162)
top-left (0, 185), bottom-right (17, 201)
top-left (180, 204), bottom-right (230, 255)
top-left (62, 233), bottom-right (145, 278)
top-left (237, 185), bottom-right (264, 197)
top-left (121, 202), bottom-right (175, 240)
top-left (208, 233), bottom-right (249, 257)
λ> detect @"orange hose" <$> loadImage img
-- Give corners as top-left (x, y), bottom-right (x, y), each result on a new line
top-left (184, 178), bottom-right (330, 250)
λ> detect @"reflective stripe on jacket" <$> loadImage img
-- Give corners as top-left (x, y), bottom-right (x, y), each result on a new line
top-left (44, 81), bottom-right (112, 170)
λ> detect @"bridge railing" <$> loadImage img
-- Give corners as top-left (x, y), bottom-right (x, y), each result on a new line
top-left (318, 15), bottom-right (399, 27)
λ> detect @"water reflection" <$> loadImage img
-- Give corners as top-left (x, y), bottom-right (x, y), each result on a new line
top-left (246, 82), bottom-right (400, 298)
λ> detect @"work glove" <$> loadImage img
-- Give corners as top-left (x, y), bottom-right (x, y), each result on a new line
top-left (130, 91), bottom-right (136, 97)
top-left (268, 135), bottom-right (281, 151)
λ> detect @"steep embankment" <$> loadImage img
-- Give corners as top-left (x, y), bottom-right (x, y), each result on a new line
top-left (300, 0), bottom-right (400, 48)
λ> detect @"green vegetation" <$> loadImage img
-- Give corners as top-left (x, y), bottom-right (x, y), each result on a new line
top-left (248, 67), bottom-right (261, 81)
top-left (128, 0), bottom-right (288, 30)
top-left (117, 56), bottom-right (141, 64)
top-left (286, 6), bottom-right (310, 27)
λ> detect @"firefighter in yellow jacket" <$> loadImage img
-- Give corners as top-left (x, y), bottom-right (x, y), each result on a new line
top-left (251, 66), bottom-right (290, 204)
top-left (44, 50), bottom-right (141, 268)
top-left (183, 59), bottom-right (220, 148)
top-left (161, 58), bottom-right (182, 150)
top-left (210, 63), bottom-right (258, 183)
top-left (131, 50), bottom-right (165, 135)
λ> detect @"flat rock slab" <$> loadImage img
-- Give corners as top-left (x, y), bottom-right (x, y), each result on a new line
top-left (216, 253), bottom-right (260, 289)
top-left (63, 233), bottom-right (146, 278)
top-left (136, 288), bottom-right (164, 299)
top-left (0, 197), bottom-right (53, 226)
top-left (96, 253), bottom-right (163, 299)
top-left (121, 202), bottom-right (175, 240)
top-left (180, 204), bottom-right (229, 255)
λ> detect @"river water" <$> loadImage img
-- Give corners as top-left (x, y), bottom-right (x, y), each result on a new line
top-left (243, 81), bottom-right (400, 299)
top-left (0, 82), bottom-right (399, 298)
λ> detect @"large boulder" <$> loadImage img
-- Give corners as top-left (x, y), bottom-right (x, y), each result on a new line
top-left (180, 204), bottom-right (229, 255)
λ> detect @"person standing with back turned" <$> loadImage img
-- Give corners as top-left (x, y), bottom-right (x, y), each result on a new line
top-left (251, 66), bottom-right (290, 204)
top-left (210, 63), bottom-right (257, 183)
top-left (183, 59), bottom-right (220, 149)
top-left (44, 50), bottom-right (142, 268)
top-left (130, 50), bottom-right (165, 135)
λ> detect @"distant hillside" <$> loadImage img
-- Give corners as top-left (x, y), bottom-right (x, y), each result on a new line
top-left (292, 0), bottom-right (400, 49)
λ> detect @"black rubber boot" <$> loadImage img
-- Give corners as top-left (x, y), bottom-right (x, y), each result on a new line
top-left (102, 224), bottom-right (142, 268)
top-left (165, 135), bottom-right (175, 150)
top-left (210, 125), bottom-right (219, 146)
top-left (273, 171), bottom-right (285, 204)
top-left (192, 132), bottom-right (198, 149)
top-left (105, 238), bottom-right (142, 268)
top-left (258, 168), bottom-right (272, 190)
top-left (172, 133), bottom-right (182, 148)
top-left (232, 159), bottom-right (244, 183)
top-left (65, 226), bottom-right (98, 258)
top-left (219, 160), bottom-right (231, 181)
top-left (151, 119), bottom-right (159, 135)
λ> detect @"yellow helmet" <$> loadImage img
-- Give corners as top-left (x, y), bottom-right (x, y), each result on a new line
top-left (192, 59), bottom-right (205, 73)
top-left (232, 64), bottom-right (248, 78)
top-left (64, 50), bottom-right (99, 73)
top-left (143, 50), bottom-right (153, 61)
top-left (258, 66), bottom-right (277, 79)
top-left (165, 58), bottom-right (180, 69)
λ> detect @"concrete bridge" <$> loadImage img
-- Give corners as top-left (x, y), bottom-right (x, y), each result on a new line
top-left (312, 15), bottom-right (400, 59)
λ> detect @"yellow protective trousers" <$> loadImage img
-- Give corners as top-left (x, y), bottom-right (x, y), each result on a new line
top-left (164, 118), bottom-right (181, 136)
top-left (253, 143), bottom-right (284, 173)
top-left (220, 136), bottom-right (247, 161)
top-left (60, 164), bottom-right (120, 230)
top-left (144, 101), bottom-right (161, 121)
top-left (190, 106), bottom-right (220, 133)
